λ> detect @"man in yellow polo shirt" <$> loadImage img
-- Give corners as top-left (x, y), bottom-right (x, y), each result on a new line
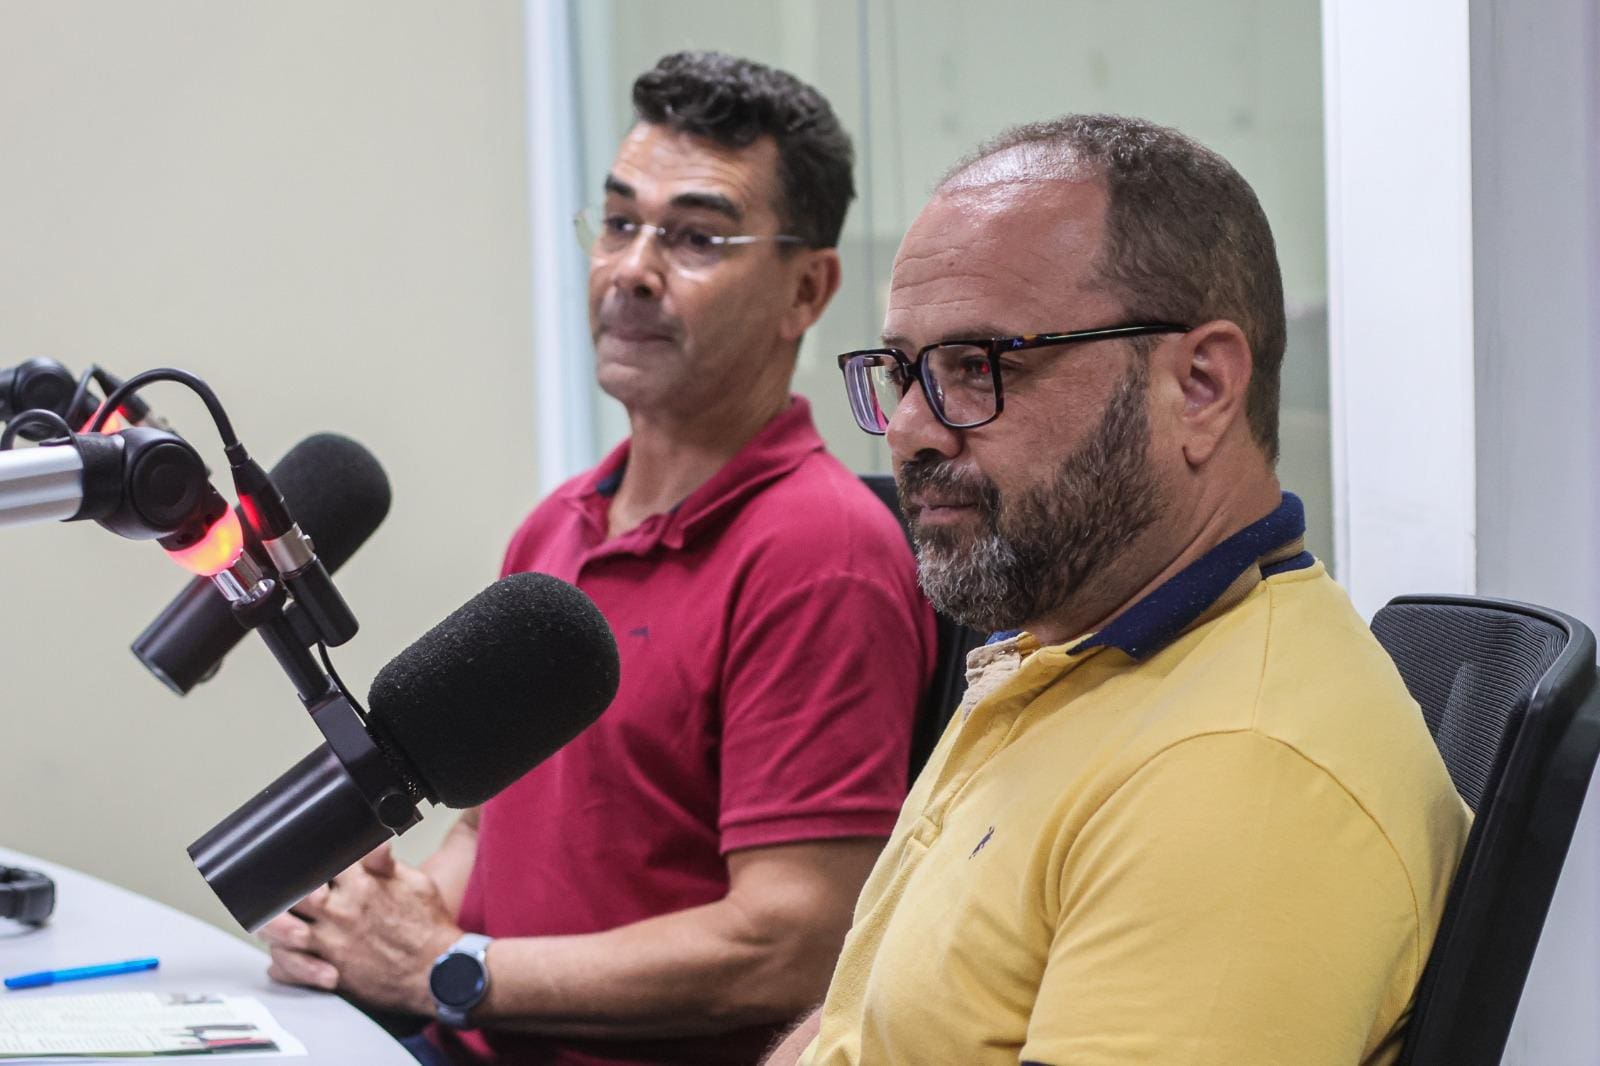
top-left (765, 114), bottom-right (1471, 1065)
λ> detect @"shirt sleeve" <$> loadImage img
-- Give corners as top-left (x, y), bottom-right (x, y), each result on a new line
top-left (1021, 730), bottom-right (1422, 1066)
top-left (717, 568), bottom-right (933, 853)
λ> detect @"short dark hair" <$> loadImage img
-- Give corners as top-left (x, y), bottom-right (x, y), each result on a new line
top-left (943, 115), bottom-right (1288, 462)
top-left (632, 51), bottom-right (855, 250)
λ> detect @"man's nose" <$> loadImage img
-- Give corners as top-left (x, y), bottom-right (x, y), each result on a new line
top-left (607, 229), bottom-right (668, 300)
top-left (887, 376), bottom-right (963, 464)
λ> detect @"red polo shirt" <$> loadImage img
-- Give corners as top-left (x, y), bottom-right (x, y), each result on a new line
top-left (440, 398), bottom-right (935, 1066)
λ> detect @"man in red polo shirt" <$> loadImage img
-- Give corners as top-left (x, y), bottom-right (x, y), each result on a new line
top-left (260, 52), bottom-right (935, 1066)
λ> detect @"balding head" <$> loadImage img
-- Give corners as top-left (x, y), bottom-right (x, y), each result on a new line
top-left (938, 115), bottom-right (1287, 462)
top-left (938, 139), bottom-right (1094, 191)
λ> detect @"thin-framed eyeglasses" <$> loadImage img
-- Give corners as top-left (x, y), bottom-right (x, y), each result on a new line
top-left (574, 206), bottom-right (806, 273)
top-left (837, 323), bottom-right (1190, 435)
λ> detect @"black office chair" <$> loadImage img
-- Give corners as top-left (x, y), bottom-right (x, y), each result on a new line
top-left (860, 474), bottom-right (985, 775)
top-left (1371, 594), bottom-right (1600, 1066)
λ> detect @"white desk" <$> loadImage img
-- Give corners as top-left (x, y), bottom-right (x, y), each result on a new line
top-left (0, 847), bottom-right (414, 1063)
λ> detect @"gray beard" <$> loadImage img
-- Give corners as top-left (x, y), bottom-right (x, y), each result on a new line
top-left (902, 359), bottom-right (1162, 634)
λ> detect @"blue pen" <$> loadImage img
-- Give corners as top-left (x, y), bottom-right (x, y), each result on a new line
top-left (4, 957), bottom-right (159, 990)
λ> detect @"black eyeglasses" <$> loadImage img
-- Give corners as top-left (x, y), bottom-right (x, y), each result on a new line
top-left (836, 323), bottom-right (1190, 435)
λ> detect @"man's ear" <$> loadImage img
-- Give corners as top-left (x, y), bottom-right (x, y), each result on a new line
top-left (1170, 319), bottom-right (1254, 468)
top-left (781, 248), bottom-right (842, 342)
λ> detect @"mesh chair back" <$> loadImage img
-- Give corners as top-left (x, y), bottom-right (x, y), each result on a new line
top-left (1371, 595), bottom-right (1600, 1066)
top-left (861, 474), bottom-right (983, 774)
top-left (1372, 602), bottom-right (1567, 811)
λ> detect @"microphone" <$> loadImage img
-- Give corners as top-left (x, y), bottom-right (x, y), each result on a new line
top-left (132, 434), bottom-right (391, 695)
top-left (187, 572), bottom-right (621, 932)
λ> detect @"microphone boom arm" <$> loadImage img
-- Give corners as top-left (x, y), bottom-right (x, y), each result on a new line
top-left (0, 445), bottom-right (87, 529)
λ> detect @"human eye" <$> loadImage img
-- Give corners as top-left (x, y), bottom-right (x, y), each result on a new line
top-left (955, 351), bottom-right (994, 383)
top-left (600, 213), bottom-right (636, 237)
top-left (662, 223), bottom-right (721, 251)
top-left (687, 226), bottom-right (721, 250)
top-left (922, 345), bottom-right (996, 401)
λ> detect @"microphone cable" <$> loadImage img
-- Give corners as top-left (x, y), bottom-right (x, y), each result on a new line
top-left (317, 640), bottom-right (367, 722)
top-left (86, 367), bottom-right (239, 448)
top-left (0, 409), bottom-right (73, 451)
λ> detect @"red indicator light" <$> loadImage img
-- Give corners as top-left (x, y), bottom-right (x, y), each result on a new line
top-left (167, 508), bottom-right (245, 577)
top-left (81, 405), bottom-right (131, 435)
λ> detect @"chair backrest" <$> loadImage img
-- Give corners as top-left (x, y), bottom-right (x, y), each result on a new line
top-left (1371, 594), bottom-right (1600, 1066)
top-left (860, 474), bottom-right (984, 774)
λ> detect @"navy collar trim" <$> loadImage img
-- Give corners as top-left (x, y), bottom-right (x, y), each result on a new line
top-left (1068, 492), bottom-right (1311, 661)
top-left (981, 495), bottom-right (1311, 653)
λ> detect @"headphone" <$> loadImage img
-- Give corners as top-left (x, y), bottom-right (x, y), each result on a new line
top-left (0, 866), bottom-right (55, 925)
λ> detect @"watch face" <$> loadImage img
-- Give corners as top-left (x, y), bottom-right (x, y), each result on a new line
top-left (430, 952), bottom-right (487, 1007)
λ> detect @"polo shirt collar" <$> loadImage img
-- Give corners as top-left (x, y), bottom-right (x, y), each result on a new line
top-left (565, 396), bottom-right (826, 552)
top-left (988, 491), bottom-right (1313, 662)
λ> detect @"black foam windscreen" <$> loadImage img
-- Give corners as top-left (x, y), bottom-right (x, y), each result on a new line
top-left (267, 433), bottom-right (391, 570)
top-left (365, 572), bottom-right (619, 809)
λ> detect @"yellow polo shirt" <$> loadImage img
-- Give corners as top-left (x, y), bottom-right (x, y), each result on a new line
top-left (802, 495), bottom-right (1470, 1066)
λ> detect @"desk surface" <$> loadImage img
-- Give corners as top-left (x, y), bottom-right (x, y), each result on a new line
top-left (0, 847), bottom-right (414, 1063)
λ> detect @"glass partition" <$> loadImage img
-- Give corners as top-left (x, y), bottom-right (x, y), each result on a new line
top-left (559, 0), bottom-right (1333, 563)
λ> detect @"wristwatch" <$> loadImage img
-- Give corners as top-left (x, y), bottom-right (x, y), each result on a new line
top-left (429, 933), bottom-right (493, 1027)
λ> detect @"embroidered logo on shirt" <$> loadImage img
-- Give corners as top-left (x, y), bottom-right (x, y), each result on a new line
top-left (969, 825), bottom-right (995, 858)
top-left (628, 625), bottom-right (649, 639)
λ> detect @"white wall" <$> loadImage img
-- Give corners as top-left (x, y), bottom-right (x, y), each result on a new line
top-left (1322, 0), bottom-right (1477, 618)
top-left (1470, 0), bottom-right (1600, 1060)
top-left (1326, 0), bottom-right (1600, 1058)
top-left (0, 1), bottom-right (535, 934)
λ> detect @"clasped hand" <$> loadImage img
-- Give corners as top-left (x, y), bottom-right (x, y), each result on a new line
top-left (259, 843), bottom-right (461, 1017)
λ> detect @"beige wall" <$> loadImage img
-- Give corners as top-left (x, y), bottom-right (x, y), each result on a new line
top-left (0, 1), bottom-right (533, 934)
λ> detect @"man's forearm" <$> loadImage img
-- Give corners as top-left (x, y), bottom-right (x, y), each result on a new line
top-left (474, 896), bottom-right (827, 1038)
top-left (465, 838), bottom-right (879, 1040)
